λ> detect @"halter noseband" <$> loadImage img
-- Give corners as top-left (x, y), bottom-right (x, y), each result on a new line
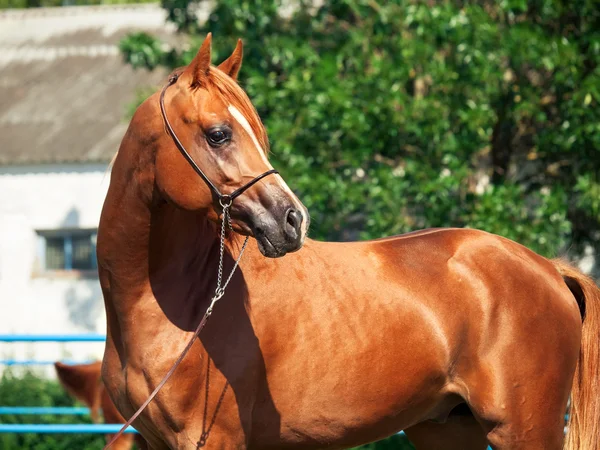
top-left (159, 73), bottom-right (278, 207)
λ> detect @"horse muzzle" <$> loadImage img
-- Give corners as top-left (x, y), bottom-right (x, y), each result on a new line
top-left (251, 205), bottom-right (307, 258)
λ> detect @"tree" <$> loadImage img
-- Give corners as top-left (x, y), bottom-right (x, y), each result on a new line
top-left (121, 0), bottom-right (600, 276)
top-left (0, 0), bottom-right (154, 8)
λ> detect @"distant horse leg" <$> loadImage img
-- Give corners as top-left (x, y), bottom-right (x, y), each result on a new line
top-left (404, 407), bottom-right (488, 450)
top-left (102, 434), bottom-right (134, 450)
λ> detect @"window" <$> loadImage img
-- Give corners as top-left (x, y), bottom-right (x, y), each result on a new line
top-left (37, 229), bottom-right (97, 272)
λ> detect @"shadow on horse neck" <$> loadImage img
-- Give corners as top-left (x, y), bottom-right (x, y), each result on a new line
top-left (100, 158), bottom-right (283, 444)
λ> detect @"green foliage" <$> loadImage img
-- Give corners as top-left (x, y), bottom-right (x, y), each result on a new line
top-left (0, 0), bottom-right (153, 8)
top-left (0, 371), bottom-right (412, 450)
top-left (120, 0), bottom-right (600, 263)
top-left (0, 370), bottom-right (104, 450)
top-left (575, 174), bottom-right (600, 223)
top-left (120, 33), bottom-right (166, 71)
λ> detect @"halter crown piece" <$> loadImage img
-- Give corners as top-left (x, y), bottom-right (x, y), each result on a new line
top-left (103, 74), bottom-right (276, 449)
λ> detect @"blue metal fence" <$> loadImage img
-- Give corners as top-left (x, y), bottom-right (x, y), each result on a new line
top-left (0, 334), bottom-right (106, 342)
top-left (0, 424), bottom-right (137, 433)
top-left (0, 334), bottom-right (138, 434)
top-left (0, 334), bottom-right (104, 366)
top-left (0, 335), bottom-right (497, 448)
top-left (0, 407), bottom-right (91, 415)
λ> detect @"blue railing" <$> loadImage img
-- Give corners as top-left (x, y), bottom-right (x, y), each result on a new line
top-left (0, 334), bottom-right (137, 434)
top-left (0, 334), bottom-right (106, 342)
top-left (0, 334), bottom-right (104, 366)
top-left (0, 359), bottom-right (98, 366)
top-left (0, 407), bottom-right (91, 415)
top-left (0, 334), bottom-right (499, 448)
top-left (0, 424), bottom-right (137, 433)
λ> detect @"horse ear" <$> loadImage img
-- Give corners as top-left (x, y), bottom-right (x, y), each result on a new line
top-left (54, 362), bottom-right (102, 422)
top-left (190, 32), bottom-right (212, 87)
top-left (218, 39), bottom-right (243, 80)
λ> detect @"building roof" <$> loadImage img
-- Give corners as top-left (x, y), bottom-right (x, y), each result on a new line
top-left (0, 4), bottom-right (176, 166)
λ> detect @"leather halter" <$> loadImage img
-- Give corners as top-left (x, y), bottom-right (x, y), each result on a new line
top-left (159, 73), bottom-right (278, 206)
top-left (104, 74), bottom-right (273, 450)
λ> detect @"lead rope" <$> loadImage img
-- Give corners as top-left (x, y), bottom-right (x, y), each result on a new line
top-left (103, 201), bottom-right (249, 450)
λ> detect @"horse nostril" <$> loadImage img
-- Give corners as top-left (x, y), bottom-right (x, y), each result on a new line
top-left (285, 208), bottom-right (302, 239)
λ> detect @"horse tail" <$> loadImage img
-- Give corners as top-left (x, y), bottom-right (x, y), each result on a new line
top-left (552, 258), bottom-right (600, 450)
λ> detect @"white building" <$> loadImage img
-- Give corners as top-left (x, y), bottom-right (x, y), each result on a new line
top-left (0, 4), bottom-right (171, 372)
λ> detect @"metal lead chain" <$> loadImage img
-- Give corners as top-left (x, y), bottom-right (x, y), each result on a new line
top-left (102, 202), bottom-right (250, 450)
top-left (206, 202), bottom-right (249, 317)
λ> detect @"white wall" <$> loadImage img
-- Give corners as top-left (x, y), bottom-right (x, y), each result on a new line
top-left (0, 163), bottom-right (110, 375)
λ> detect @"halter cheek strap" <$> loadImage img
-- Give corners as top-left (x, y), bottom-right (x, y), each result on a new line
top-left (159, 73), bottom-right (278, 206)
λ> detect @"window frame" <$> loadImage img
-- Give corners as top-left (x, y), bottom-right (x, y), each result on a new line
top-left (36, 228), bottom-right (98, 275)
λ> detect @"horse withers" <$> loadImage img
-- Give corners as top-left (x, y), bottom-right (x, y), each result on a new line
top-left (97, 33), bottom-right (600, 450)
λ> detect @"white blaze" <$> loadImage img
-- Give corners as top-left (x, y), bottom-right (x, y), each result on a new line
top-left (228, 105), bottom-right (308, 238)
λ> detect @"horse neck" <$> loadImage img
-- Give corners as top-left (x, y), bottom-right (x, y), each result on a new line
top-left (98, 115), bottom-right (242, 330)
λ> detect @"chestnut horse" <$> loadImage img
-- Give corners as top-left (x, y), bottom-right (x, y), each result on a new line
top-left (98, 34), bottom-right (600, 450)
top-left (54, 362), bottom-right (146, 450)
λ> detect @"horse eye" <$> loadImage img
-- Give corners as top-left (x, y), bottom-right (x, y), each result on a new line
top-left (206, 128), bottom-right (230, 147)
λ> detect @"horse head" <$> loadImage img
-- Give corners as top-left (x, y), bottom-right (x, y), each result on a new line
top-left (129, 34), bottom-right (308, 257)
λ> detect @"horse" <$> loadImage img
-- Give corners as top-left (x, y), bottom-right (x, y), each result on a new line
top-left (54, 361), bottom-right (147, 450)
top-left (97, 33), bottom-right (600, 450)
